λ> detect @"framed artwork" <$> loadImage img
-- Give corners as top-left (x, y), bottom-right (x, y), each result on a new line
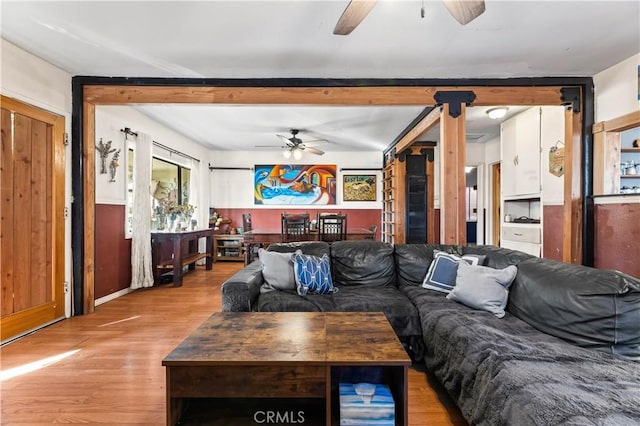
top-left (254, 164), bottom-right (337, 205)
top-left (343, 175), bottom-right (376, 201)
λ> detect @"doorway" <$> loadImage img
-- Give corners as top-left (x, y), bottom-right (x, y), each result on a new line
top-left (465, 166), bottom-right (478, 244)
top-left (491, 162), bottom-right (501, 246)
top-left (1, 96), bottom-right (66, 342)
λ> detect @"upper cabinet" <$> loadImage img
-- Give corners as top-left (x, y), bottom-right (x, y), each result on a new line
top-left (501, 107), bottom-right (542, 198)
top-left (501, 106), bottom-right (565, 200)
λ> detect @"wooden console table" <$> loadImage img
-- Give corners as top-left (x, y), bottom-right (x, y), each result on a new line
top-left (151, 228), bottom-right (214, 287)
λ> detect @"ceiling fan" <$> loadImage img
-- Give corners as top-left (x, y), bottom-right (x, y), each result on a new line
top-left (255, 129), bottom-right (327, 159)
top-left (333, 0), bottom-right (485, 35)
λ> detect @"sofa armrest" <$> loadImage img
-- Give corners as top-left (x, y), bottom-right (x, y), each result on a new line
top-left (221, 261), bottom-right (264, 312)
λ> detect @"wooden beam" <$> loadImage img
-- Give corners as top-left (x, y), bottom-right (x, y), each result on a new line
top-left (562, 108), bottom-right (583, 264)
top-left (395, 108), bottom-right (441, 153)
top-left (594, 110), bottom-right (640, 133)
top-left (83, 85), bottom-right (564, 106)
top-left (439, 104), bottom-right (467, 245)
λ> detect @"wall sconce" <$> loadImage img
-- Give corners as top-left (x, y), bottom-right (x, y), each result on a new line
top-left (486, 107), bottom-right (509, 120)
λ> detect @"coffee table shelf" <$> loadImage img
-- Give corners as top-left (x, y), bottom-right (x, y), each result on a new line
top-left (162, 312), bottom-right (410, 426)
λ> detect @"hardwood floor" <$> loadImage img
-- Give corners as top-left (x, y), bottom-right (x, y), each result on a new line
top-left (0, 263), bottom-right (467, 425)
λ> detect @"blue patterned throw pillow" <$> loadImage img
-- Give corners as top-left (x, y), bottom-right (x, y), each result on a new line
top-left (291, 250), bottom-right (337, 296)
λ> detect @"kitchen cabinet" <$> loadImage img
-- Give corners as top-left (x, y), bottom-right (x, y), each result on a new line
top-left (501, 107), bottom-right (542, 198)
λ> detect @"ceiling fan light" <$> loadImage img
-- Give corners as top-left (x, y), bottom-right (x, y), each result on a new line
top-left (282, 149), bottom-right (292, 159)
top-left (487, 107), bottom-right (508, 120)
top-left (293, 149), bottom-right (303, 160)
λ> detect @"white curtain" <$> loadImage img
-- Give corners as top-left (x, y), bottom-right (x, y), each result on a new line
top-left (189, 158), bottom-right (208, 263)
top-left (130, 133), bottom-right (154, 289)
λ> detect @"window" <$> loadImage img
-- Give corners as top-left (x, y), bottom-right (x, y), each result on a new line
top-left (126, 148), bottom-right (191, 237)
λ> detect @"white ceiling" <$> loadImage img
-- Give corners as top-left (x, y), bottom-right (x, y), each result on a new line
top-left (2, 1), bottom-right (638, 151)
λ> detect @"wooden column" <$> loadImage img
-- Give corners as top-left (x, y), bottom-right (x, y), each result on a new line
top-left (562, 107), bottom-right (583, 264)
top-left (83, 101), bottom-right (96, 314)
top-left (439, 104), bottom-right (467, 245)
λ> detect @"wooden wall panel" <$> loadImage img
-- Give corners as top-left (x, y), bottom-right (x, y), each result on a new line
top-left (594, 202), bottom-right (640, 278)
top-left (543, 206), bottom-right (563, 261)
top-left (12, 114), bottom-right (33, 312)
top-left (95, 204), bottom-right (132, 299)
top-left (30, 118), bottom-right (50, 306)
top-left (1, 108), bottom-right (14, 317)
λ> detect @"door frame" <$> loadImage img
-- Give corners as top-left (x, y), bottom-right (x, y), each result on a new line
top-left (1, 95), bottom-right (66, 341)
top-left (72, 77), bottom-right (593, 315)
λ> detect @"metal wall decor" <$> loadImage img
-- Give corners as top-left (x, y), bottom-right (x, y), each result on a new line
top-left (109, 149), bottom-right (121, 182)
top-left (95, 138), bottom-right (116, 174)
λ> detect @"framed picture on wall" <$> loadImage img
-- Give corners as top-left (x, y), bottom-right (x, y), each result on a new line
top-left (254, 164), bottom-right (337, 205)
top-left (343, 175), bottom-right (376, 201)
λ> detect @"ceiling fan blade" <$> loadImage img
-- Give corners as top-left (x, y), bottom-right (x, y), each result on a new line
top-left (301, 139), bottom-right (328, 146)
top-left (276, 134), bottom-right (292, 142)
top-left (304, 147), bottom-right (325, 156)
top-left (442, 0), bottom-right (485, 25)
top-left (254, 145), bottom-right (282, 148)
top-left (333, 0), bottom-right (377, 35)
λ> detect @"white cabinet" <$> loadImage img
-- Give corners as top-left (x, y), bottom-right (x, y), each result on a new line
top-left (501, 107), bottom-right (542, 198)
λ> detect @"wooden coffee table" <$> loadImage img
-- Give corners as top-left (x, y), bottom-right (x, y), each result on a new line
top-left (162, 312), bottom-right (411, 425)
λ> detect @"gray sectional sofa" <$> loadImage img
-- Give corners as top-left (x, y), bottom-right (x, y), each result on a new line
top-left (221, 240), bottom-right (640, 425)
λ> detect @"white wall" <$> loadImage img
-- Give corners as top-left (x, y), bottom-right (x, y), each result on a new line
top-left (594, 53), bottom-right (640, 122)
top-left (1, 39), bottom-right (73, 317)
top-left (209, 150), bottom-right (382, 210)
top-left (96, 106), bottom-right (211, 229)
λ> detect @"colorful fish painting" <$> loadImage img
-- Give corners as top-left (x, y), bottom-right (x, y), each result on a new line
top-left (254, 164), bottom-right (337, 205)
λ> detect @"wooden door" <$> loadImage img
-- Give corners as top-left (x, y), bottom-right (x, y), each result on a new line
top-left (1, 96), bottom-right (65, 342)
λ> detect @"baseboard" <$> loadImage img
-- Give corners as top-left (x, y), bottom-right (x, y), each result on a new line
top-left (95, 287), bottom-right (134, 306)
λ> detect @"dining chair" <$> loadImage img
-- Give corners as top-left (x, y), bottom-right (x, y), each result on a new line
top-left (242, 213), bottom-right (253, 232)
top-left (241, 213), bottom-right (262, 265)
top-left (367, 225), bottom-right (377, 240)
top-left (318, 214), bottom-right (347, 242)
top-left (281, 213), bottom-right (311, 242)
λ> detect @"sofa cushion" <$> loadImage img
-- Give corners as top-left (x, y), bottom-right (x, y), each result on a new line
top-left (331, 241), bottom-right (396, 287)
top-left (394, 244), bottom-right (463, 287)
top-left (447, 263), bottom-right (517, 318)
top-left (292, 251), bottom-right (337, 296)
top-left (463, 245), bottom-right (535, 269)
top-left (331, 285), bottom-right (422, 338)
top-left (258, 284), bottom-right (422, 339)
top-left (258, 249), bottom-right (295, 293)
top-left (422, 251), bottom-right (486, 293)
top-left (258, 288), bottom-right (335, 312)
top-left (508, 257), bottom-right (640, 360)
top-left (267, 241), bottom-right (331, 257)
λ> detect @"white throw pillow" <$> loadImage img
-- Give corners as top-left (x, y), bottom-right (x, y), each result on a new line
top-left (258, 249), bottom-right (296, 293)
top-left (446, 262), bottom-right (518, 318)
